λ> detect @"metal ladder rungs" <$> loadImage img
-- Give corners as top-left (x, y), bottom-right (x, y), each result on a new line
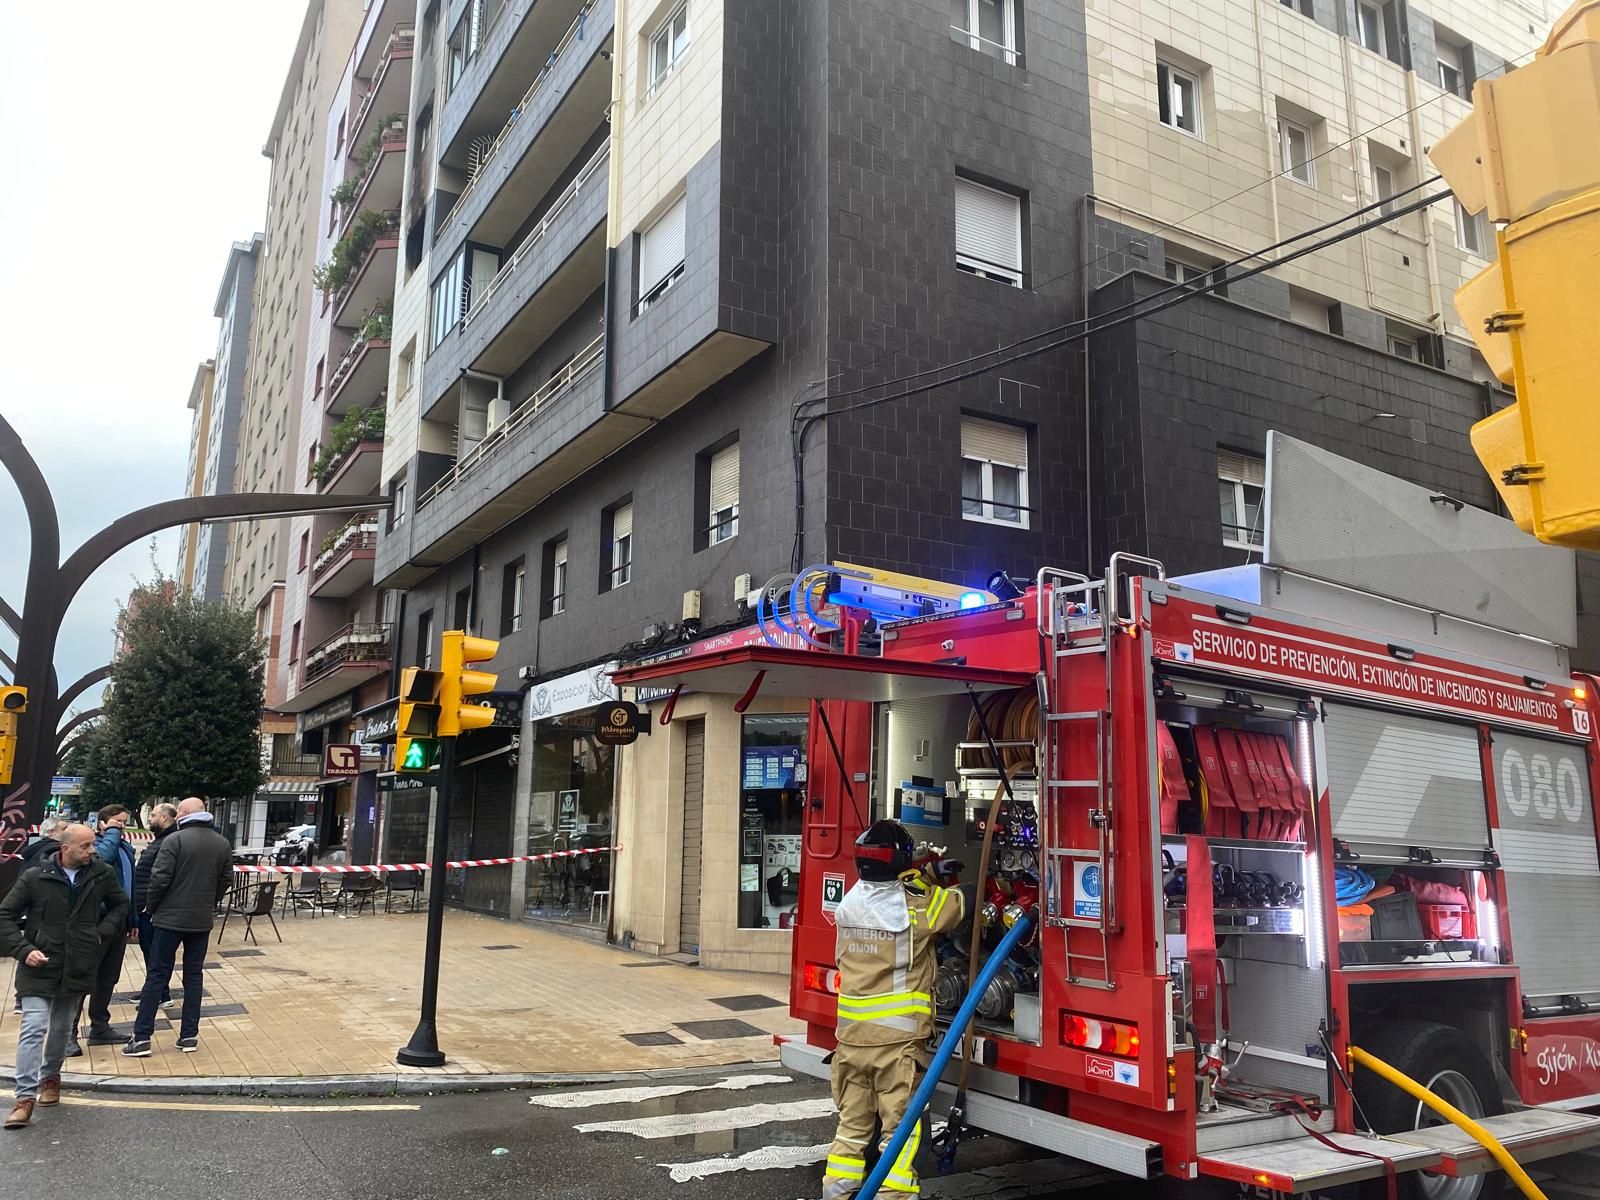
top-left (1055, 645), bottom-right (1107, 658)
top-left (1047, 711), bottom-right (1103, 722)
top-left (1050, 846), bottom-right (1106, 860)
top-left (1046, 779), bottom-right (1101, 789)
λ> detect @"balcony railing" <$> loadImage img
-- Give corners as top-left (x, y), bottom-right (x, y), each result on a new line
top-left (333, 211), bottom-right (401, 311)
top-left (463, 142), bottom-right (608, 328)
top-left (303, 622), bottom-right (393, 685)
top-left (268, 755), bottom-right (323, 777)
top-left (341, 117), bottom-right (408, 235)
top-left (327, 321), bottom-right (391, 401)
top-left (419, 331), bottom-right (604, 510)
top-left (312, 512), bottom-right (381, 581)
top-left (351, 24), bottom-right (415, 140)
top-left (439, 3), bottom-right (596, 233)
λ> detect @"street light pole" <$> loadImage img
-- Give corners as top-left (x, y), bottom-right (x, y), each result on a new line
top-left (396, 734), bottom-right (456, 1067)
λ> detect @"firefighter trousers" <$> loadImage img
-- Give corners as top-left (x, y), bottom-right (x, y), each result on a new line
top-left (824, 1038), bottom-right (924, 1197)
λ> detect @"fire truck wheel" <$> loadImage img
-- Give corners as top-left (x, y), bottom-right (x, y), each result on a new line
top-left (1352, 1020), bottom-right (1506, 1200)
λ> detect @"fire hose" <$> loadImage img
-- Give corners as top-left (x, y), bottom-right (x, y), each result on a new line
top-left (855, 911), bottom-right (1036, 1200)
top-left (1346, 1044), bottom-right (1546, 1200)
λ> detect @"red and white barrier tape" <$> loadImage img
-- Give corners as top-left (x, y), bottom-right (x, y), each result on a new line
top-left (231, 845), bottom-right (620, 875)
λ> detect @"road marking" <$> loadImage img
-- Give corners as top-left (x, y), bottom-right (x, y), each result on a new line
top-left (661, 1142), bottom-right (830, 1182)
top-left (529, 1073), bottom-right (792, 1109)
top-left (574, 1098), bottom-right (836, 1138)
top-left (59, 1097), bottom-right (418, 1114)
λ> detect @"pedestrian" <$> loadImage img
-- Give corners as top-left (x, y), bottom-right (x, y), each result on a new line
top-left (0, 823), bottom-right (129, 1129)
top-left (74, 804), bottom-right (138, 1047)
top-left (123, 795), bottom-right (233, 1057)
top-left (822, 820), bottom-right (964, 1200)
top-left (133, 803), bottom-right (178, 1010)
top-left (8, 815), bottom-right (68, 1017)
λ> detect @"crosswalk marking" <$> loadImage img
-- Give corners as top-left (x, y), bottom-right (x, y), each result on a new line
top-left (529, 1073), bottom-right (792, 1109)
top-left (661, 1143), bottom-right (831, 1183)
top-left (573, 1097), bottom-right (836, 1139)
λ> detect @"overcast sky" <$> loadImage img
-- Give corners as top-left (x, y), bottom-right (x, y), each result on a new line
top-left (0, 3), bottom-right (306, 723)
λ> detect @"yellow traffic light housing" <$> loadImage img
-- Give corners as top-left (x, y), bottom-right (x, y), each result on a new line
top-left (1430, 3), bottom-right (1600, 548)
top-left (395, 667), bottom-right (443, 774)
top-left (0, 686), bottom-right (27, 785)
top-left (438, 632), bottom-right (499, 737)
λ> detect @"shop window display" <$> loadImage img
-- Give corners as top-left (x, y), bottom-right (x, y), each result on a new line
top-left (739, 714), bottom-right (807, 930)
top-left (525, 716), bottom-right (616, 922)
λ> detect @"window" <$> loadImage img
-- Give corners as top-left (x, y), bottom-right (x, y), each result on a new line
top-left (416, 609), bottom-right (434, 668)
top-left (954, 177), bottom-right (1024, 287)
top-left (1437, 35), bottom-right (1467, 97)
top-left (1278, 0), bottom-right (1313, 13)
top-left (542, 539), bottom-right (568, 618)
top-left (1288, 287), bottom-right (1333, 333)
top-left (1277, 116), bottom-right (1315, 185)
top-left (453, 586), bottom-right (472, 633)
top-left (298, 530), bottom-right (310, 571)
top-left (289, 620), bottom-right (302, 663)
top-left (951, 0), bottom-right (1019, 66)
top-left (1455, 200), bottom-right (1485, 257)
top-left (708, 443), bottom-right (740, 545)
top-left (1218, 449), bottom-right (1265, 549)
top-left (1156, 61), bottom-right (1201, 137)
top-left (1162, 251), bottom-right (1223, 293)
top-left (1388, 334), bottom-right (1418, 360)
top-left (961, 416), bottom-right (1029, 527)
top-left (1357, 2), bottom-right (1385, 55)
top-left (604, 502), bottom-right (633, 591)
top-left (429, 253), bottom-right (465, 350)
top-left (389, 476), bottom-right (408, 529)
top-left (501, 559), bottom-right (525, 634)
top-left (1372, 161), bottom-right (1397, 216)
top-left (398, 341), bottom-right (416, 395)
top-left (649, 3), bottom-right (689, 88)
top-left (637, 195), bottom-right (687, 312)
top-left (314, 356), bottom-right (325, 398)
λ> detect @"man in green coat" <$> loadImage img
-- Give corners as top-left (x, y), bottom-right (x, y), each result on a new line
top-left (0, 824), bottom-right (129, 1129)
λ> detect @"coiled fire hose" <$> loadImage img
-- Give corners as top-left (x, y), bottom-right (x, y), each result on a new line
top-left (1346, 1045), bottom-right (1546, 1200)
top-left (855, 912), bottom-right (1036, 1200)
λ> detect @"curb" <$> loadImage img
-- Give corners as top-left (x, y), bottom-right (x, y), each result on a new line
top-left (0, 1057), bottom-right (787, 1099)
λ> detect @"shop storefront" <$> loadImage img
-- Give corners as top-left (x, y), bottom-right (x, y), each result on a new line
top-left (611, 628), bottom-right (809, 974)
top-left (523, 664), bottom-right (621, 928)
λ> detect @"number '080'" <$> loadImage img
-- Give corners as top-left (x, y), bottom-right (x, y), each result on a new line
top-left (1499, 749), bottom-right (1586, 822)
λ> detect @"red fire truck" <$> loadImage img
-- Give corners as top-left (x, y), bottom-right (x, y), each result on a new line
top-left (615, 511), bottom-right (1600, 1193)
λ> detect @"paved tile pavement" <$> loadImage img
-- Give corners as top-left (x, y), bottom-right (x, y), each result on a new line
top-left (0, 908), bottom-right (801, 1080)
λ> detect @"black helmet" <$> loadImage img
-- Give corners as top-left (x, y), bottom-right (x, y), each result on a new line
top-left (855, 819), bottom-right (914, 882)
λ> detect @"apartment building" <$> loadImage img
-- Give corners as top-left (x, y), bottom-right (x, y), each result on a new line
top-left (271, 0), bottom-right (415, 860)
top-left (175, 360), bottom-right (214, 594)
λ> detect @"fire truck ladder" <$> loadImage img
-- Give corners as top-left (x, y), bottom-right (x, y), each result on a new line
top-left (1035, 555), bottom-right (1165, 991)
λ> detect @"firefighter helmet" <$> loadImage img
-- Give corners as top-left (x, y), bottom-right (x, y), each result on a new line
top-left (855, 819), bottom-right (914, 882)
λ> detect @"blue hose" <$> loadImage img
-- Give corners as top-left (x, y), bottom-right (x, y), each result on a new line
top-left (855, 914), bottom-right (1035, 1200)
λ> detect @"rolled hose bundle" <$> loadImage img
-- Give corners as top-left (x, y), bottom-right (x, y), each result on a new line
top-left (960, 687), bottom-right (1038, 773)
top-left (1335, 866), bottom-right (1376, 906)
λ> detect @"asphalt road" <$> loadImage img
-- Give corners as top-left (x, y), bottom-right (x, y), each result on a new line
top-left (0, 1070), bottom-right (1594, 1199)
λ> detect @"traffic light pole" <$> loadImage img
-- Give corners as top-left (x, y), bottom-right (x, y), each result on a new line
top-left (397, 734), bottom-right (456, 1067)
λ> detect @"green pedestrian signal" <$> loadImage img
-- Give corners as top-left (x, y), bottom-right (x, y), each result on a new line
top-left (400, 738), bottom-right (434, 771)
top-left (395, 667), bottom-right (443, 775)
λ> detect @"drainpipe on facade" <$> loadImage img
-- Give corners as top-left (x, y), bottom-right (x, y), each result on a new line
top-left (602, 0), bottom-right (627, 414)
top-left (1405, 66), bottom-right (1450, 348)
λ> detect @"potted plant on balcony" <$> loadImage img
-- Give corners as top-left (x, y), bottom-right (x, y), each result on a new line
top-left (311, 209), bottom-right (397, 297)
top-left (312, 406), bottom-right (387, 485)
top-left (360, 301), bottom-right (393, 343)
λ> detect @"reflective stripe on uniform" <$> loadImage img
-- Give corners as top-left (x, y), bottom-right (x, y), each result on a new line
top-left (836, 992), bottom-right (932, 1023)
top-left (825, 1154), bottom-right (866, 1181)
top-left (884, 1118), bottom-right (921, 1193)
top-left (925, 887), bottom-right (948, 925)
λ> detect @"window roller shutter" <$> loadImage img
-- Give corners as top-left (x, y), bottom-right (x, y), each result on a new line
top-left (639, 194), bottom-right (688, 296)
top-left (554, 540), bottom-right (568, 567)
top-left (961, 417), bottom-right (1026, 467)
top-left (709, 444), bottom-right (739, 513)
top-left (612, 503), bottom-right (633, 541)
top-left (954, 178), bottom-right (1021, 273)
top-left (1218, 448), bottom-right (1265, 486)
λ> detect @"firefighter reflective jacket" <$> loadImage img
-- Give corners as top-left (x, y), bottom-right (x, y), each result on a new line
top-left (834, 874), bottom-right (965, 1046)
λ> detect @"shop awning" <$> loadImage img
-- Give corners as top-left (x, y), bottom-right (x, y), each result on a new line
top-left (611, 644), bottom-right (1033, 703)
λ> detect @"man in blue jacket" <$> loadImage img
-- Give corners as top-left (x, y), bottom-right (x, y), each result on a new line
top-left (78, 805), bottom-right (137, 1045)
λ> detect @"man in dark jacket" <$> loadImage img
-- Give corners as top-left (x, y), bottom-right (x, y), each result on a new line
top-left (124, 796), bottom-right (233, 1057)
top-left (132, 804), bottom-right (177, 1009)
top-left (78, 804), bottom-right (138, 1045)
top-left (0, 824), bottom-right (129, 1129)
top-left (8, 816), bottom-right (66, 1017)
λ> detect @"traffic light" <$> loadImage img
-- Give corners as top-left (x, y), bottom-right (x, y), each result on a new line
top-left (0, 686), bottom-right (26, 786)
top-left (1429, 4), bottom-right (1600, 548)
top-left (395, 667), bottom-right (442, 773)
top-left (438, 631), bottom-right (499, 736)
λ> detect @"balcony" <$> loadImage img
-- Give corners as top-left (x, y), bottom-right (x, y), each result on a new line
top-left (420, 144), bottom-right (608, 421)
top-left (317, 438), bottom-right (383, 495)
top-left (310, 513), bottom-right (380, 599)
top-left (356, 0), bottom-right (411, 79)
top-left (339, 119), bottom-right (407, 237)
top-left (349, 24), bottom-right (413, 150)
top-left (436, 1), bottom-right (613, 261)
top-left (267, 755), bottom-right (323, 779)
top-left (327, 320), bottom-right (392, 415)
top-left (332, 211), bottom-right (400, 329)
top-left (289, 622), bottom-right (394, 713)
top-left (381, 336), bottom-right (635, 587)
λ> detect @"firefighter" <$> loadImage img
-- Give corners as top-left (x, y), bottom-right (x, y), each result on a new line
top-left (824, 819), bottom-right (966, 1198)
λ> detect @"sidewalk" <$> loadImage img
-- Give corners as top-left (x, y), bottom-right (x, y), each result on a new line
top-left (0, 907), bottom-right (802, 1086)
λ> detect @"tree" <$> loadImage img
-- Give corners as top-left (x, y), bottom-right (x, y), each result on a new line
top-left (64, 719), bottom-right (140, 812)
top-left (93, 576), bottom-right (265, 802)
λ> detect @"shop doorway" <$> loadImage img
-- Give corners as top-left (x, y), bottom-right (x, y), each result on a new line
top-left (680, 719), bottom-right (705, 955)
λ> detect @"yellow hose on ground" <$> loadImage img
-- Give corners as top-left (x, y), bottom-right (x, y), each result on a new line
top-left (1346, 1044), bottom-right (1547, 1200)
